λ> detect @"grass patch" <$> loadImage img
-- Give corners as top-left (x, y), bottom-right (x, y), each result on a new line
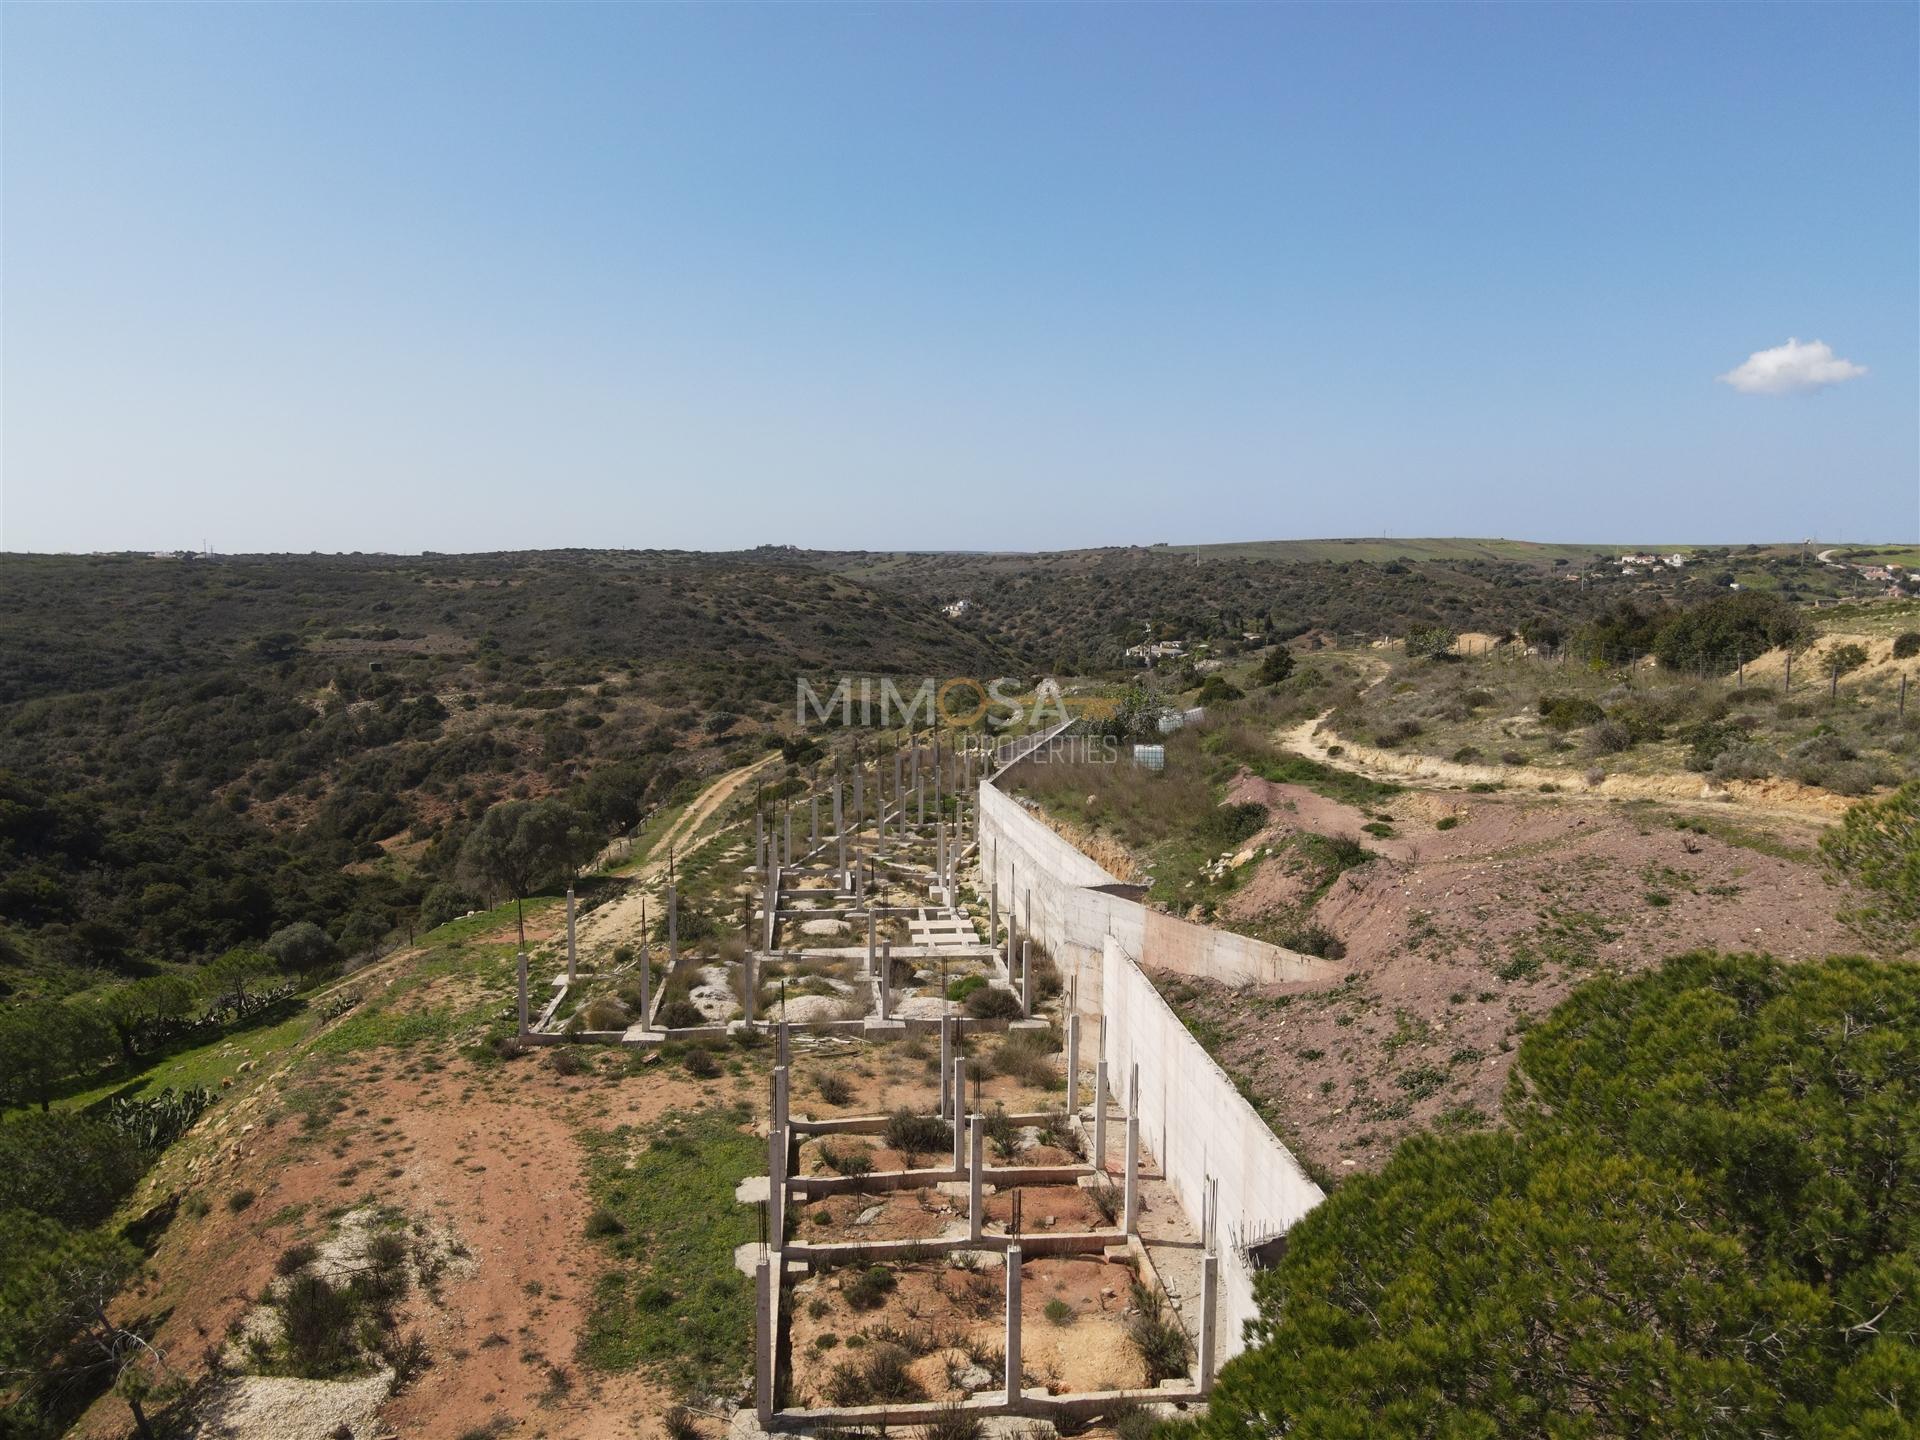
top-left (579, 1104), bottom-right (763, 1396)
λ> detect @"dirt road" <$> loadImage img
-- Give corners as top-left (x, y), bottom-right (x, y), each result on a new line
top-left (1281, 711), bottom-right (1852, 823)
top-left (575, 750), bottom-right (779, 955)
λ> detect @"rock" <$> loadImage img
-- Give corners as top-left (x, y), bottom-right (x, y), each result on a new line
top-left (953, 1364), bottom-right (994, 1392)
top-left (854, 1205), bottom-right (884, 1227)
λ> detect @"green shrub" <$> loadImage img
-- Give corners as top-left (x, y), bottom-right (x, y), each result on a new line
top-left (1127, 1281), bottom-right (1190, 1383)
top-left (945, 974), bottom-right (987, 1003)
top-left (883, 1109), bottom-right (953, 1157)
top-left (656, 1000), bottom-right (706, 1030)
top-left (1538, 694), bottom-right (1605, 731)
top-left (965, 985), bottom-right (1024, 1021)
top-left (1829, 642), bottom-right (1870, 676)
top-left (815, 1072), bottom-right (855, 1106)
top-left (843, 1264), bottom-right (898, 1311)
top-left (585, 1206), bottom-right (626, 1237)
top-left (1893, 632), bottom-right (1920, 660)
top-left (820, 1142), bottom-right (874, 1177)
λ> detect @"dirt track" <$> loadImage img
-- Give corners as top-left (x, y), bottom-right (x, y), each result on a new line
top-left (1281, 711), bottom-right (1853, 823)
top-left (575, 751), bottom-right (779, 955)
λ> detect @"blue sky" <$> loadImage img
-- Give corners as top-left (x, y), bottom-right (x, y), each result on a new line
top-left (3, 3), bottom-right (1914, 553)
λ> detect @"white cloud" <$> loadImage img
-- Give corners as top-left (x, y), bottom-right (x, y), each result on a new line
top-left (1718, 337), bottom-right (1866, 395)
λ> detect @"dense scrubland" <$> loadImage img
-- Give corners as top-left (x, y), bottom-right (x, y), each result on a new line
top-left (4, 545), bottom-right (1918, 1439)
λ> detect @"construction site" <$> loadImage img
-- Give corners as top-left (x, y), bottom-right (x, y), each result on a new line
top-left (508, 726), bottom-right (1329, 1432)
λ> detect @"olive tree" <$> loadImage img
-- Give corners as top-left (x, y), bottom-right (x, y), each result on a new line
top-left (456, 798), bottom-right (593, 947)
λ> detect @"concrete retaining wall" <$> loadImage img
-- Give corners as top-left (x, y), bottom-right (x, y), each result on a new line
top-left (1101, 933), bottom-right (1325, 1356)
top-left (975, 782), bottom-right (1340, 1011)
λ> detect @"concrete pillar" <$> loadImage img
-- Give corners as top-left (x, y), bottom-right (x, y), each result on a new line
top-left (1123, 1064), bottom-right (1140, 1234)
top-left (1065, 1011), bottom-right (1080, 1114)
top-left (865, 910), bottom-right (876, 976)
top-left (1094, 1026), bottom-right (1109, 1173)
top-left (667, 885), bottom-right (680, 969)
top-left (836, 827), bottom-right (848, 888)
top-left (852, 770), bottom-right (864, 832)
top-left (968, 1111), bottom-right (984, 1241)
top-left (775, 1064), bottom-right (790, 1131)
top-left (938, 1016), bottom-right (953, 1119)
top-left (878, 943), bottom-right (893, 1020)
top-left (1021, 938), bottom-right (1034, 1017)
top-left (565, 887), bottom-right (577, 983)
top-left (784, 809), bottom-right (792, 865)
top-left (639, 938), bottom-right (652, 1028)
top-left (1006, 864), bottom-right (1019, 974)
top-left (516, 951), bottom-right (530, 1036)
top-left (988, 879), bottom-right (999, 949)
top-left (777, 1020), bottom-right (790, 1068)
top-left (767, 1120), bottom-right (786, 1252)
top-left (832, 780), bottom-right (843, 838)
top-left (916, 775), bottom-right (926, 827)
top-left (1004, 1243), bottom-right (1023, 1405)
top-left (1199, 1179), bottom-right (1219, 1392)
top-left (1023, 888), bottom-right (1032, 961)
top-left (754, 809), bottom-right (764, 869)
top-left (743, 951), bottom-right (757, 1025)
top-left (755, 1253), bottom-right (774, 1425)
top-left (952, 1057), bottom-right (967, 1171)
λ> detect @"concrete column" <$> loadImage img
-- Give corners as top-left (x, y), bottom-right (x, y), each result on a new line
top-left (1021, 938), bottom-right (1034, 1016)
top-left (968, 1111), bottom-right (984, 1241)
top-left (1065, 1012), bottom-right (1080, 1114)
top-left (988, 879), bottom-right (999, 948)
top-left (775, 1064), bottom-right (790, 1131)
top-left (767, 1120), bottom-right (786, 1252)
top-left (1198, 1249), bottom-right (1219, 1391)
top-left (878, 943), bottom-right (893, 1020)
top-left (852, 770), bottom-right (864, 832)
top-left (806, 794), bottom-right (817, 847)
top-left (1123, 1064), bottom-right (1140, 1234)
top-left (784, 809), bottom-right (792, 864)
top-left (951, 1057), bottom-right (966, 1171)
top-left (639, 938), bottom-right (652, 1028)
top-left (865, 910), bottom-right (876, 976)
top-left (1004, 1243), bottom-right (1023, 1404)
top-left (777, 1020), bottom-right (790, 1068)
top-left (916, 775), bottom-right (926, 827)
top-left (1024, 888), bottom-right (1033, 960)
top-left (1094, 1032), bottom-right (1109, 1173)
top-left (565, 887), bottom-right (577, 983)
top-left (516, 951), bottom-right (530, 1036)
top-left (743, 951), bottom-right (757, 1025)
top-left (755, 1253), bottom-right (774, 1425)
top-left (939, 1016), bottom-right (953, 1120)
top-left (667, 885), bottom-right (680, 969)
top-left (1006, 863), bottom-right (1019, 974)
top-left (832, 780), bottom-right (843, 838)
top-left (836, 827), bottom-right (848, 888)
